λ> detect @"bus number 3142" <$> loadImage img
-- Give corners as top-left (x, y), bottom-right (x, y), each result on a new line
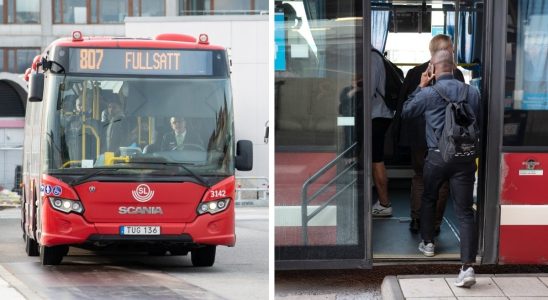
top-left (80, 49), bottom-right (104, 70)
top-left (210, 190), bottom-right (226, 198)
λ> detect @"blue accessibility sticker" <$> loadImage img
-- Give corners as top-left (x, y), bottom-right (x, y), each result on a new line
top-left (53, 186), bottom-right (62, 196)
top-left (44, 185), bottom-right (52, 195)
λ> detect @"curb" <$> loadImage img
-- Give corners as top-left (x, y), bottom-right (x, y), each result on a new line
top-left (0, 265), bottom-right (43, 300)
top-left (235, 199), bottom-right (269, 207)
top-left (381, 276), bottom-right (405, 300)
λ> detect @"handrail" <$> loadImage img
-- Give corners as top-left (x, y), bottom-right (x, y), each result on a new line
top-left (83, 124), bottom-right (101, 158)
top-left (301, 142), bottom-right (358, 245)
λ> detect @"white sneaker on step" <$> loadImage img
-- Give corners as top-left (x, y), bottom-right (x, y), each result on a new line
top-left (372, 201), bottom-right (392, 217)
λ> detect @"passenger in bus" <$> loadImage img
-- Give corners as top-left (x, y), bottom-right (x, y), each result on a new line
top-left (63, 96), bottom-right (83, 162)
top-left (103, 97), bottom-right (130, 153)
top-left (402, 49), bottom-right (480, 287)
top-left (397, 34), bottom-right (465, 235)
top-left (339, 47), bottom-right (393, 217)
top-left (370, 47), bottom-right (394, 217)
top-left (161, 117), bottom-right (204, 151)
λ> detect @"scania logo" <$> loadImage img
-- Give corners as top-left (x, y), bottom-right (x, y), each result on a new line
top-left (119, 206), bottom-right (163, 214)
top-left (132, 184), bottom-right (154, 202)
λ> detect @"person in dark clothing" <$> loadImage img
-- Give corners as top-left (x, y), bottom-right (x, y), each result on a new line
top-left (396, 34), bottom-right (465, 234)
top-left (339, 49), bottom-right (393, 217)
top-left (161, 117), bottom-right (204, 151)
top-left (103, 97), bottom-right (130, 153)
top-left (402, 49), bottom-right (480, 288)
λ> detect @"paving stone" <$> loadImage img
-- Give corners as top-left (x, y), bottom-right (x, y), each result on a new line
top-left (407, 297), bottom-right (456, 300)
top-left (458, 297), bottom-right (508, 300)
top-left (493, 277), bottom-right (548, 297)
top-left (508, 297), bottom-right (548, 300)
top-left (446, 277), bottom-right (505, 297)
top-left (0, 277), bottom-right (8, 287)
top-left (540, 278), bottom-right (548, 287)
top-left (0, 287), bottom-right (25, 300)
top-left (276, 294), bottom-right (337, 300)
top-left (399, 278), bottom-right (454, 298)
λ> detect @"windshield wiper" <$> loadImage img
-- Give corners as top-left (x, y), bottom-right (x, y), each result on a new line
top-left (69, 166), bottom-right (156, 186)
top-left (127, 159), bottom-right (210, 187)
top-left (69, 168), bottom-right (119, 186)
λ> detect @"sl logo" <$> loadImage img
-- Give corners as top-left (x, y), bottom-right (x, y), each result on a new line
top-left (522, 159), bottom-right (540, 170)
top-left (132, 184), bottom-right (155, 202)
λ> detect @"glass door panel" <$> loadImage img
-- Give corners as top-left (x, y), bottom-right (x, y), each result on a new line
top-left (274, 0), bottom-right (368, 265)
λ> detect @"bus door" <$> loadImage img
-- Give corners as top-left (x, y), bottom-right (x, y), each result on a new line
top-left (369, 0), bottom-right (486, 261)
top-left (492, 0), bottom-right (548, 264)
top-left (275, 0), bottom-right (372, 269)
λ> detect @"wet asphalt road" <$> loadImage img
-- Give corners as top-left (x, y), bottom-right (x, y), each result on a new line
top-left (0, 207), bottom-right (268, 300)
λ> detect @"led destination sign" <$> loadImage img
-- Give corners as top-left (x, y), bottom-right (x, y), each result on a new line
top-left (69, 48), bottom-right (214, 76)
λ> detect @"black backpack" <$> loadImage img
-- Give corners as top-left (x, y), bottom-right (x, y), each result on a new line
top-left (432, 84), bottom-right (479, 163)
top-left (372, 48), bottom-right (404, 111)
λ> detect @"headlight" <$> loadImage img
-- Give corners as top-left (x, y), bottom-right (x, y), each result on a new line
top-left (197, 198), bottom-right (230, 215)
top-left (49, 197), bottom-right (84, 214)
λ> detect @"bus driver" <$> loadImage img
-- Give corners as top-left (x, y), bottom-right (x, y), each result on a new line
top-left (161, 117), bottom-right (204, 151)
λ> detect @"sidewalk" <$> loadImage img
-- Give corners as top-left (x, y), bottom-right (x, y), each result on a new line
top-left (382, 274), bottom-right (548, 299)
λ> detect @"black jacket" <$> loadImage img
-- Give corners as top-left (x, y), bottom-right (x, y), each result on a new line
top-left (395, 61), bottom-right (465, 148)
top-left (160, 131), bottom-right (204, 151)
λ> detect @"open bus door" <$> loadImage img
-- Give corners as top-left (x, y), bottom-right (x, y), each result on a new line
top-left (370, 0), bottom-right (486, 262)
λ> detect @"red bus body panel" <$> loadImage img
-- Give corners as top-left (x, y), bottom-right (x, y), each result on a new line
top-left (499, 225), bottom-right (548, 264)
top-left (38, 175), bottom-right (236, 247)
top-left (74, 181), bottom-right (206, 223)
top-left (499, 153), bottom-right (548, 264)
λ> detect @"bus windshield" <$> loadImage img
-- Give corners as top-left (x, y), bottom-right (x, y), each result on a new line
top-left (43, 74), bottom-right (235, 177)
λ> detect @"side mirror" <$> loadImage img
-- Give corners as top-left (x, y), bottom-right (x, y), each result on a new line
top-left (28, 73), bottom-right (44, 102)
top-left (235, 140), bottom-right (253, 171)
top-left (264, 121), bottom-right (269, 144)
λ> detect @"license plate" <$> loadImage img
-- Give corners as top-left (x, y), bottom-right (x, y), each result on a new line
top-left (120, 226), bottom-right (161, 235)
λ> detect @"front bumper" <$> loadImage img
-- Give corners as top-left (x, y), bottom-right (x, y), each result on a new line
top-left (39, 200), bottom-right (235, 247)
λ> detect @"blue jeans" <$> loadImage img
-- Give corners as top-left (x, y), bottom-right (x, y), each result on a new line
top-left (421, 150), bottom-right (478, 263)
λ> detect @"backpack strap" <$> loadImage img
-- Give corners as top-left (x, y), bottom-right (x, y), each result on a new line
top-left (457, 84), bottom-right (470, 103)
top-left (431, 84), bottom-right (452, 103)
top-left (432, 83), bottom-right (470, 103)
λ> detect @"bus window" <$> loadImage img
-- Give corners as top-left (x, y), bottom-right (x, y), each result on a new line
top-left (503, 0), bottom-right (548, 147)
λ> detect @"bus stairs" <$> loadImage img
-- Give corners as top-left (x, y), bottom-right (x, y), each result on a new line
top-left (300, 142), bottom-right (462, 258)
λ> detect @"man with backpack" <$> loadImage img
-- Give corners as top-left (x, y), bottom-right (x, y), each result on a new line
top-left (397, 34), bottom-right (465, 235)
top-left (370, 47), bottom-right (398, 217)
top-left (402, 49), bottom-right (480, 288)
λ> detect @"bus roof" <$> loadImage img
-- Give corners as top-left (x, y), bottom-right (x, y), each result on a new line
top-left (49, 34), bottom-right (225, 51)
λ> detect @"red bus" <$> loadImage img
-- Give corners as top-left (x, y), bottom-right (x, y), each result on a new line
top-left (22, 31), bottom-right (253, 266)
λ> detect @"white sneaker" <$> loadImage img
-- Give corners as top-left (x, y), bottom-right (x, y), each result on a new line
top-left (418, 241), bottom-right (435, 257)
top-left (455, 266), bottom-right (476, 288)
top-left (372, 201), bottom-right (392, 217)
